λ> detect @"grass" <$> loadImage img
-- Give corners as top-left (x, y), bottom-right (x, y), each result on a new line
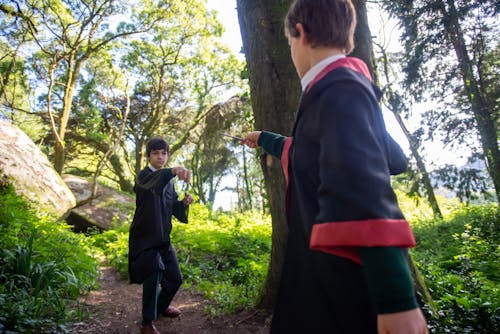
top-left (1, 180), bottom-right (498, 333)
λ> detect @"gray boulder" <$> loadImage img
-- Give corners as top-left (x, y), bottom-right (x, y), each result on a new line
top-left (0, 119), bottom-right (76, 218)
top-left (63, 175), bottom-right (135, 231)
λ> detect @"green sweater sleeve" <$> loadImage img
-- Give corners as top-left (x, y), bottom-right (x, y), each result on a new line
top-left (360, 247), bottom-right (418, 314)
top-left (258, 131), bottom-right (288, 160)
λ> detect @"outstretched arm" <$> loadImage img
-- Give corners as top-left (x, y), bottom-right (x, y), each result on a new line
top-left (242, 131), bottom-right (288, 160)
top-left (172, 166), bottom-right (191, 183)
top-left (242, 131), bottom-right (262, 149)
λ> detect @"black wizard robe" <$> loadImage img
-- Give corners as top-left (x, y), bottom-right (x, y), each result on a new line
top-left (128, 167), bottom-right (188, 284)
top-left (259, 57), bottom-right (418, 333)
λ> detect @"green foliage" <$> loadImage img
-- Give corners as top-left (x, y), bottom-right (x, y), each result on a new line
top-left (173, 205), bottom-right (271, 314)
top-left (412, 203), bottom-right (499, 333)
top-left (92, 203), bottom-right (272, 315)
top-left (90, 224), bottom-right (131, 276)
top-left (94, 196), bottom-right (499, 331)
top-left (0, 184), bottom-right (100, 333)
top-left (2, 173), bottom-right (488, 333)
top-left (394, 188), bottom-right (459, 222)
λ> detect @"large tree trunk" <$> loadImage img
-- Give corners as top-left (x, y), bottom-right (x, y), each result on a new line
top-left (237, 0), bottom-right (299, 311)
top-left (351, 0), bottom-right (378, 83)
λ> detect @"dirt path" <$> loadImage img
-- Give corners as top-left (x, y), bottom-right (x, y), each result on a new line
top-left (71, 266), bottom-right (270, 334)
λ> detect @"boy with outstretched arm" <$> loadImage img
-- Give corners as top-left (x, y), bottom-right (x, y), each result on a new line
top-left (128, 137), bottom-right (194, 334)
top-left (242, 0), bottom-right (428, 333)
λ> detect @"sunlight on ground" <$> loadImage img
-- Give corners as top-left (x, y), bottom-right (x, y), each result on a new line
top-left (178, 301), bottom-right (202, 309)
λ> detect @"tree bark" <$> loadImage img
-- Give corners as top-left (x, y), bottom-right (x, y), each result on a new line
top-left (135, 138), bottom-right (146, 177)
top-left (67, 132), bottom-right (135, 193)
top-left (350, 0), bottom-right (378, 84)
top-left (395, 113), bottom-right (443, 218)
top-left (54, 53), bottom-right (86, 174)
top-left (237, 0), bottom-right (299, 311)
top-left (377, 45), bottom-right (443, 218)
top-left (438, 0), bottom-right (500, 202)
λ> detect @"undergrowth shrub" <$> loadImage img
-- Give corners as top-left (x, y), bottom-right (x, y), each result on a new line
top-left (90, 224), bottom-right (130, 276)
top-left (0, 184), bottom-right (99, 333)
top-left (412, 203), bottom-right (499, 333)
top-left (173, 205), bottom-right (271, 315)
top-left (92, 203), bottom-right (271, 315)
top-left (93, 196), bottom-right (498, 332)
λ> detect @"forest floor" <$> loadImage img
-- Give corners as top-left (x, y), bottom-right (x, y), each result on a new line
top-left (70, 266), bottom-right (270, 334)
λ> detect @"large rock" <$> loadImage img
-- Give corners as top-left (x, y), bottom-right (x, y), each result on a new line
top-left (63, 175), bottom-right (135, 232)
top-left (0, 119), bottom-right (76, 218)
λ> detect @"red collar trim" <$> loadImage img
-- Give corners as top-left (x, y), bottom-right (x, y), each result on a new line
top-left (307, 57), bottom-right (372, 93)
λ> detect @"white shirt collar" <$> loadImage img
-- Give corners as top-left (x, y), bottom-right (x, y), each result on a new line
top-left (148, 165), bottom-right (157, 172)
top-left (300, 54), bottom-right (346, 91)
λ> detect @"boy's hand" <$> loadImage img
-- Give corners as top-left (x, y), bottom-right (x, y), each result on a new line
top-left (242, 131), bottom-right (261, 148)
top-left (182, 193), bottom-right (194, 205)
top-left (172, 167), bottom-right (191, 183)
top-left (377, 308), bottom-right (428, 334)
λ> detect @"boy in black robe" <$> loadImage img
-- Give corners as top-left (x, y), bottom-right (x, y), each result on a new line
top-left (242, 0), bottom-right (428, 333)
top-left (128, 137), bottom-right (194, 334)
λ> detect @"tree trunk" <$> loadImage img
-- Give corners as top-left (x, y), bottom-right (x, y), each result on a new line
top-left (350, 0), bottom-right (378, 83)
top-left (377, 45), bottom-right (443, 218)
top-left (53, 140), bottom-right (65, 175)
top-left (135, 139), bottom-right (146, 177)
top-left (108, 153), bottom-right (134, 193)
top-left (53, 53), bottom-right (85, 174)
top-left (439, 0), bottom-right (500, 203)
top-left (237, 0), bottom-right (299, 311)
top-left (394, 113), bottom-right (443, 218)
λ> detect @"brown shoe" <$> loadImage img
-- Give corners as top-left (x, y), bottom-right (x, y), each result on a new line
top-left (140, 322), bottom-right (160, 334)
top-left (161, 306), bottom-right (181, 318)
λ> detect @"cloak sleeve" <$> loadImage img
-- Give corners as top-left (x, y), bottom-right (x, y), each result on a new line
top-left (258, 131), bottom-right (287, 159)
top-left (258, 131), bottom-right (293, 184)
top-left (385, 132), bottom-right (408, 175)
top-left (137, 168), bottom-right (176, 194)
top-left (140, 169), bottom-right (189, 224)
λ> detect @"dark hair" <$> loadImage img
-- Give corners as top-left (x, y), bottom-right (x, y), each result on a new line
top-left (285, 0), bottom-right (356, 53)
top-left (146, 137), bottom-right (169, 157)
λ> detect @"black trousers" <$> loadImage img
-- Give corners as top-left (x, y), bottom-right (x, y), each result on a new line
top-left (142, 244), bottom-right (182, 323)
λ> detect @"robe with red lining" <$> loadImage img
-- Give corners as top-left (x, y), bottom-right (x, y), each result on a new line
top-left (258, 57), bottom-right (418, 333)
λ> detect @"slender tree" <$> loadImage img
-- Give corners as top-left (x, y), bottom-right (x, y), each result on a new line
top-left (382, 0), bottom-right (500, 202)
top-left (0, 2), bottom-right (33, 125)
top-left (15, 0), bottom-right (170, 174)
top-left (374, 37), bottom-right (443, 218)
top-left (189, 96), bottom-right (244, 206)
